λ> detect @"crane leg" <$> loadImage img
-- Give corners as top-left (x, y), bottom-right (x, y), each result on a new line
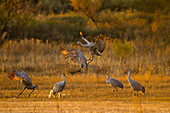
top-left (87, 54), bottom-right (94, 64)
top-left (113, 88), bottom-right (118, 92)
top-left (28, 88), bottom-right (35, 97)
top-left (59, 92), bottom-right (61, 98)
top-left (16, 87), bottom-right (26, 98)
top-left (116, 89), bottom-right (118, 92)
top-left (134, 91), bottom-right (137, 96)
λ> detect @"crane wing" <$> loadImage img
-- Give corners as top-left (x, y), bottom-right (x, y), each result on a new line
top-left (8, 71), bottom-right (22, 81)
top-left (59, 46), bottom-right (71, 57)
top-left (59, 46), bottom-right (79, 66)
top-left (94, 35), bottom-right (106, 53)
top-left (8, 70), bottom-right (32, 86)
top-left (130, 79), bottom-right (141, 91)
top-left (94, 39), bottom-right (106, 53)
top-left (73, 49), bottom-right (88, 70)
top-left (59, 46), bottom-right (88, 70)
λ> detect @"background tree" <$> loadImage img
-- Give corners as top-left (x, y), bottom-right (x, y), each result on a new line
top-left (36, 0), bottom-right (72, 14)
top-left (70, 0), bottom-right (103, 28)
top-left (0, 0), bottom-right (32, 45)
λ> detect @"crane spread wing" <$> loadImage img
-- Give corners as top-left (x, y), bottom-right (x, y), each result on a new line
top-left (73, 49), bottom-right (88, 70)
top-left (59, 46), bottom-right (71, 57)
top-left (8, 71), bottom-right (22, 81)
top-left (8, 70), bottom-right (32, 86)
top-left (59, 46), bottom-right (79, 66)
top-left (94, 37), bottom-right (106, 53)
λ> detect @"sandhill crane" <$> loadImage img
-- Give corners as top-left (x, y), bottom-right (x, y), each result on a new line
top-left (127, 70), bottom-right (145, 96)
top-left (59, 46), bottom-right (88, 74)
top-left (106, 75), bottom-right (123, 92)
top-left (76, 32), bottom-right (106, 64)
top-left (8, 68), bottom-right (38, 98)
top-left (48, 74), bottom-right (66, 98)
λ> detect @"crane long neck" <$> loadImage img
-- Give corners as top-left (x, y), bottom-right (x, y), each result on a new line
top-left (128, 71), bottom-right (131, 80)
top-left (106, 76), bottom-right (109, 83)
top-left (79, 42), bottom-right (86, 46)
top-left (81, 36), bottom-right (92, 45)
top-left (107, 76), bottom-right (109, 80)
top-left (63, 76), bottom-right (66, 83)
top-left (78, 42), bottom-right (89, 47)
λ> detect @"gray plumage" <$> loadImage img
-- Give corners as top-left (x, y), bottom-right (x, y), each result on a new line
top-left (106, 75), bottom-right (123, 92)
top-left (76, 32), bottom-right (106, 64)
top-left (49, 74), bottom-right (66, 98)
top-left (8, 68), bottom-right (38, 98)
top-left (59, 46), bottom-right (88, 74)
top-left (127, 70), bottom-right (145, 96)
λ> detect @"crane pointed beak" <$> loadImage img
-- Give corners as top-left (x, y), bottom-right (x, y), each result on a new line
top-left (63, 74), bottom-right (67, 78)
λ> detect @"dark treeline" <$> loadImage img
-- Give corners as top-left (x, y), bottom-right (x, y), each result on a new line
top-left (0, 0), bottom-right (169, 45)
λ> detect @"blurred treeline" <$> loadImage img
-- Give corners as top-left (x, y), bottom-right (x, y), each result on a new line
top-left (0, 0), bottom-right (169, 44)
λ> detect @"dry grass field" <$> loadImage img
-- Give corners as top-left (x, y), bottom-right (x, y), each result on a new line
top-left (0, 38), bottom-right (169, 112)
top-left (0, 74), bottom-right (170, 112)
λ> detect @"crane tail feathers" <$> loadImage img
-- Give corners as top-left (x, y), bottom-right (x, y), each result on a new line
top-left (142, 86), bottom-right (145, 94)
top-left (121, 85), bottom-right (123, 89)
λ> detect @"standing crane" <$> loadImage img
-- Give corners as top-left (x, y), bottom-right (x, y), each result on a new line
top-left (127, 69), bottom-right (145, 96)
top-left (48, 74), bottom-right (66, 98)
top-left (59, 46), bottom-right (88, 74)
top-left (76, 32), bottom-right (106, 64)
top-left (8, 68), bottom-right (38, 98)
top-left (106, 75), bottom-right (123, 92)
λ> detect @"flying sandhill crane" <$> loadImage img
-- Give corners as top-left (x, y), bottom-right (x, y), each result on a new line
top-left (127, 69), bottom-right (145, 96)
top-left (76, 32), bottom-right (106, 64)
top-left (48, 74), bottom-right (66, 98)
top-left (8, 68), bottom-right (38, 98)
top-left (106, 75), bottom-right (123, 92)
top-left (59, 46), bottom-right (88, 74)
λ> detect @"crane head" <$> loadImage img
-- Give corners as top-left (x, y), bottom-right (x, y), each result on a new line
top-left (128, 69), bottom-right (131, 74)
top-left (13, 68), bottom-right (20, 72)
top-left (62, 74), bottom-right (67, 78)
top-left (124, 69), bottom-right (131, 74)
top-left (80, 32), bottom-right (83, 36)
top-left (106, 75), bottom-right (110, 79)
